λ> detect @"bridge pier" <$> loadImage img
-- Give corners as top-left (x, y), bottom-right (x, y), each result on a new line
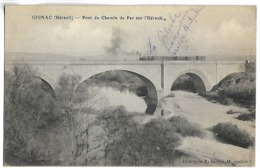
top-left (157, 89), bottom-right (165, 99)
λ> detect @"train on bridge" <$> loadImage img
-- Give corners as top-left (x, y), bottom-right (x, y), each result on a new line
top-left (139, 56), bottom-right (206, 61)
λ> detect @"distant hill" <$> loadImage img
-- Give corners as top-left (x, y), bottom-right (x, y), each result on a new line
top-left (206, 55), bottom-right (255, 61)
top-left (5, 52), bottom-right (256, 62)
top-left (5, 52), bottom-right (77, 62)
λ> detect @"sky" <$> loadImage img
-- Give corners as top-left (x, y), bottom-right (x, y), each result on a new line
top-left (5, 5), bottom-right (256, 61)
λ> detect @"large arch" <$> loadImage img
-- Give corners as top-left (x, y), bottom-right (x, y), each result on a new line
top-left (73, 65), bottom-right (162, 92)
top-left (75, 70), bottom-right (158, 115)
top-left (34, 76), bottom-right (56, 98)
top-left (126, 71), bottom-right (158, 115)
top-left (36, 72), bottom-right (58, 91)
top-left (170, 69), bottom-right (212, 94)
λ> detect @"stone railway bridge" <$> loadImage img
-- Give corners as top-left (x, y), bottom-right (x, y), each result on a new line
top-left (5, 60), bottom-right (245, 115)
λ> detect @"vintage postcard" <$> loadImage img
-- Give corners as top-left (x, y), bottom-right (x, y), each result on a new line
top-left (4, 5), bottom-right (256, 166)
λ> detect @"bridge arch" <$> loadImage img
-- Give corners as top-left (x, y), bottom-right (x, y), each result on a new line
top-left (72, 65), bottom-right (162, 91)
top-left (34, 76), bottom-right (56, 98)
top-left (169, 69), bottom-right (212, 94)
top-left (76, 70), bottom-right (158, 115)
top-left (36, 72), bottom-right (58, 91)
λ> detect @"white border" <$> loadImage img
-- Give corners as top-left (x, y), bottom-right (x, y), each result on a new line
top-left (0, 0), bottom-right (258, 5)
top-left (0, 3), bottom-right (3, 168)
top-left (0, 1), bottom-right (258, 168)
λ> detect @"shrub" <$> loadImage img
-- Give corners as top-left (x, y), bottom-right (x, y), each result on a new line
top-left (108, 118), bottom-right (182, 166)
top-left (203, 92), bottom-right (234, 106)
top-left (249, 106), bottom-right (256, 119)
top-left (212, 122), bottom-right (254, 148)
top-left (226, 110), bottom-right (240, 115)
top-left (165, 92), bottom-right (175, 98)
top-left (168, 116), bottom-right (204, 138)
top-left (224, 83), bottom-right (255, 101)
top-left (237, 113), bottom-right (255, 121)
top-left (173, 103), bottom-right (181, 109)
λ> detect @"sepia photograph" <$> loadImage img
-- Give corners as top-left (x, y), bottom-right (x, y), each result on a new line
top-left (3, 5), bottom-right (256, 166)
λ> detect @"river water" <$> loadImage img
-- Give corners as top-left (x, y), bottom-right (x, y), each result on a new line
top-left (84, 86), bottom-right (147, 113)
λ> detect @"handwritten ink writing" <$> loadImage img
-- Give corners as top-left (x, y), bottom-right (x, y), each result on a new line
top-left (157, 6), bottom-right (205, 56)
top-left (147, 37), bottom-right (157, 56)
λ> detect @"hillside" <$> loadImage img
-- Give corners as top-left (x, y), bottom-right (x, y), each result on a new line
top-left (205, 71), bottom-right (255, 107)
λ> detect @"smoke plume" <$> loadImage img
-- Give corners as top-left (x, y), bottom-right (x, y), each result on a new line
top-left (105, 27), bottom-right (127, 56)
top-left (105, 27), bottom-right (139, 58)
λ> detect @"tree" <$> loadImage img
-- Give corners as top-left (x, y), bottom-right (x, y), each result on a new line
top-left (94, 106), bottom-right (138, 165)
top-left (4, 64), bottom-right (56, 165)
top-left (54, 73), bottom-right (103, 165)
